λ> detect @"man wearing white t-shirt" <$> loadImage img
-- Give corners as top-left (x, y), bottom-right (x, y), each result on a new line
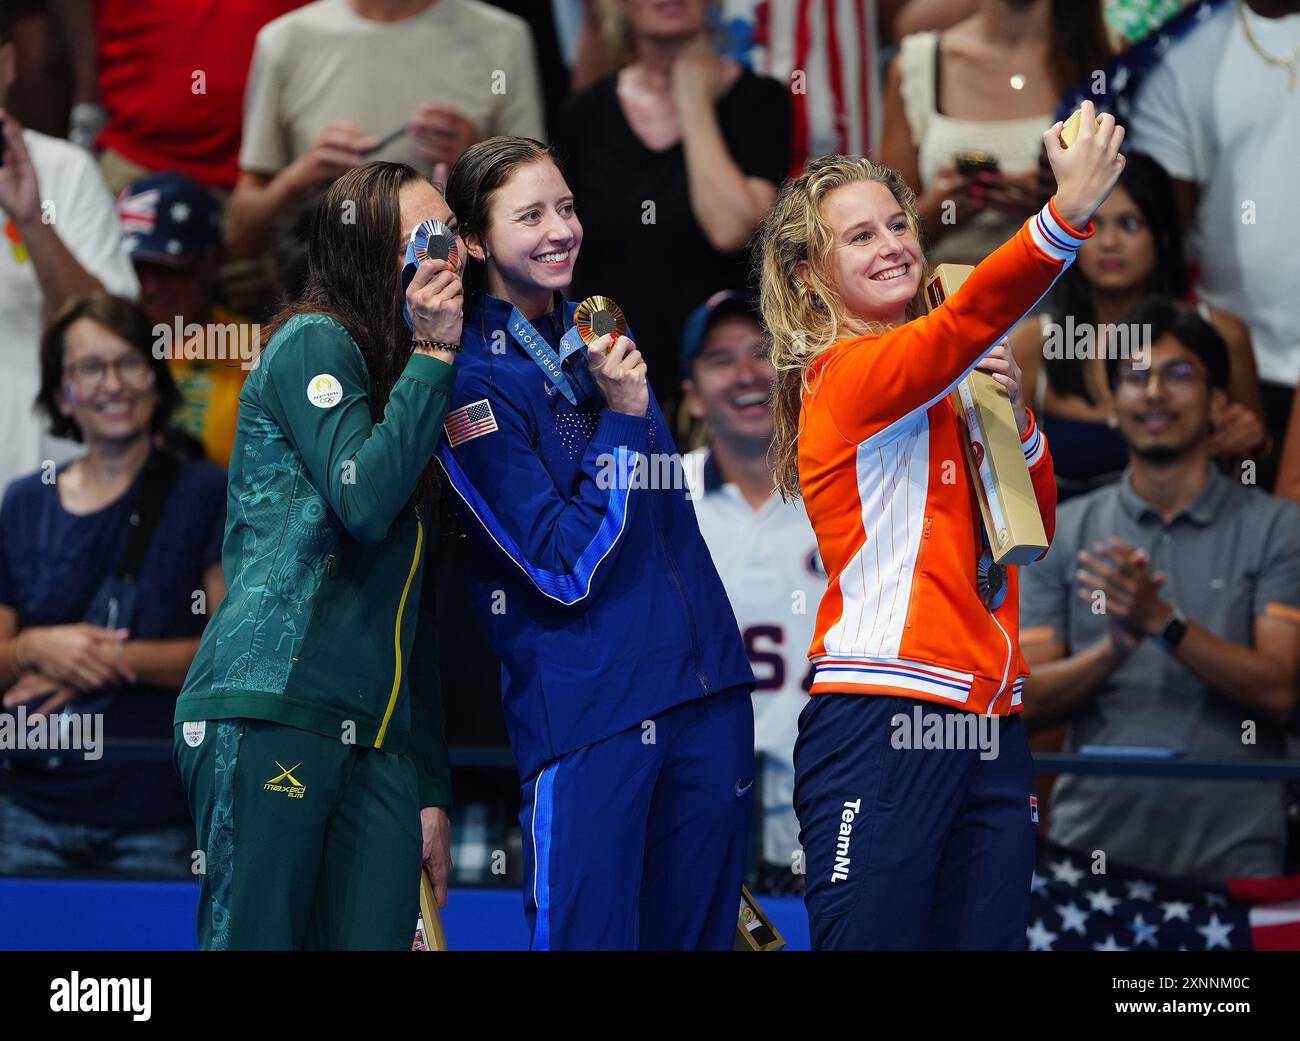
top-left (1130, 0), bottom-right (1300, 475)
top-left (680, 291), bottom-right (825, 893)
top-left (0, 17), bottom-right (139, 491)
top-left (227, 0), bottom-right (545, 258)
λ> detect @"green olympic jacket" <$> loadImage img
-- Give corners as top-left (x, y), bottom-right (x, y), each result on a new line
top-left (175, 314), bottom-right (456, 806)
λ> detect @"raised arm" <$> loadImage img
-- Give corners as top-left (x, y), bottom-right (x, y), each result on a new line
top-left (818, 102), bottom-right (1126, 444)
top-left (262, 318), bottom-right (454, 545)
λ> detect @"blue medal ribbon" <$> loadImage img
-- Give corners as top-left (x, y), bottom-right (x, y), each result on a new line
top-left (508, 307), bottom-right (599, 406)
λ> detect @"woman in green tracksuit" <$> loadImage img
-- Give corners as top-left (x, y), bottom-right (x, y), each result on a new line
top-left (174, 162), bottom-right (467, 950)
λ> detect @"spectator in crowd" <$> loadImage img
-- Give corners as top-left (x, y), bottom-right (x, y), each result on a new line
top-left (0, 11), bottom-right (138, 492)
top-left (1130, 0), bottom-right (1300, 479)
top-left (118, 171), bottom-right (253, 469)
top-left (226, 0), bottom-right (545, 260)
top-left (880, 0), bottom-right (1112, 264)
top-left (556, 0), bottom-right (790, 408)
top-left (64, 0), bottom-right (309, 194)
top-left (86, 0), bottom-right (309, 318)
top-left (572, 0), bottom-right (905, 170)
top-left (1020, 297), bottom-right (1300, 880)
top-left (0, 294), bottom-right (227, 878)
top-left (1008, 153), bottom-right (1265, 500)
top-left (679, 290), bottom-right (823, 895)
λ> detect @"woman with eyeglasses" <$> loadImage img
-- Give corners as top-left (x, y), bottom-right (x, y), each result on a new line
top-left (0, 293), bottom-right (228, 879)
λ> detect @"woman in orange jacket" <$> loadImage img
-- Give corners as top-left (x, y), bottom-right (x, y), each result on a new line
top-left (756, 101), bottom-right (1126, 949)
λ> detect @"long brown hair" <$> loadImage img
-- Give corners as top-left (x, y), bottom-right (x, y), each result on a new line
top-left (1048, 0), bottom-right (1115, 96)
top-left (756, 156), bottom-right (928, 501)
top-left (262, 161), bottom-right (441, 505)
top-left (444, 136), bottom-right (561, 304)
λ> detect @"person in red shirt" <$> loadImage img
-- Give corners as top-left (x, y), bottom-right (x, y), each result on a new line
top-left (88, 0), bottom-right (307, 194)
top-left (754, 101), bottom-right (1125, 949)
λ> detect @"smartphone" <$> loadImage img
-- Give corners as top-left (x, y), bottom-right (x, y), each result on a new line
top-left (955, 149), bottom-right (999, 178)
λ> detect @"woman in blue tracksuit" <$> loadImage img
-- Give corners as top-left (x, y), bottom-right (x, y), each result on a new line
top-left (440, 137), bottom-right (756, 950)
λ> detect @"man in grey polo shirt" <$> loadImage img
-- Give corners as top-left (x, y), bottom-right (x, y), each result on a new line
top-left (1020, 297), bottom-right (1300, 880)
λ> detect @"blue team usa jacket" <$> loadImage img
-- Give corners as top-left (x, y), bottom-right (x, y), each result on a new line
top-left (436, 294), bottom-right (755, 780)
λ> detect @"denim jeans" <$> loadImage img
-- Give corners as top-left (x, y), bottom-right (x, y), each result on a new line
top-left (0, 797), bottom-right (193, 879)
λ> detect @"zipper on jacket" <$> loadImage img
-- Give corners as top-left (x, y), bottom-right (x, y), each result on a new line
top-left (903, 517), bottom-right (933, 630)
top-left (376, 511), bottom-right (424, 748)
top-left (650, 487), bottom-right (709, 695)
top-left (984, 609), bottom-right (1014, 716)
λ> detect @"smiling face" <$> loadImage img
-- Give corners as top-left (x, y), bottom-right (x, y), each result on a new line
top-left (472, 158), bottom-right (582, 312)
top-left (1077, 184), bottom-right (1156, 293)
top-left (58, 318), bottom-right (159, 446)
top-left (397, 179), bottom-right (466, 274)
top-left (810, 179), bottom-right (923, 328)
top-left (1113, 334), bottom-right (1223, 462)
top-left (683, 313), bottom-right (773, 444)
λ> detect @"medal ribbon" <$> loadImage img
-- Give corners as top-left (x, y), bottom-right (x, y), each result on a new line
top-left (508, 307), bottom-right (599, 406)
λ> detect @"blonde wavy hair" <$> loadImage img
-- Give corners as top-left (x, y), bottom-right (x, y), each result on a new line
top-left (757, 155), bottom-right (929, 500)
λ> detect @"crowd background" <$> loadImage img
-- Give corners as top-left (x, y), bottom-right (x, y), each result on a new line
top-left (0, 0), bottom-right (1298, 908)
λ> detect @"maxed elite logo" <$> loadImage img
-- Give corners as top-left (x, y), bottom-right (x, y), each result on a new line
top-left (264, 761), bottom-right (306, 798)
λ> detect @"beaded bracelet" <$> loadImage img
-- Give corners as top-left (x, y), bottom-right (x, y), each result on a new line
top-left (412, 339), bottom-right (463, 353)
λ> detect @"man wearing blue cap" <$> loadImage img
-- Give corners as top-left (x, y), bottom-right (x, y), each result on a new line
top-left (679, 290), bottom-right (824, 895)
top-left (118, 172), bottom-right (254, 469)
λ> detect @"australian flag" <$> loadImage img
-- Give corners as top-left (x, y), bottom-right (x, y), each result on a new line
top-left (1029, 841), bottom-right (1300, 951)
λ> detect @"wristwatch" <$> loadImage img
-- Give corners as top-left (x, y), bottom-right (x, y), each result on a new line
top-left (1156, 608), bottom-right (1188, 652)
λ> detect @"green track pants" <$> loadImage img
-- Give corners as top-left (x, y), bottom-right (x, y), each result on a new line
top-left (174, 718), bottom-right (421, 950)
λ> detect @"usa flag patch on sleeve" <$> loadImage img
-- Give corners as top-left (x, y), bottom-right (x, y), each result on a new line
top-left (444, 399), bottom-right (498, 447)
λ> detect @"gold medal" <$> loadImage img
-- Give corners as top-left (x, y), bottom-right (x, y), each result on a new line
top-left (1059, 107), bottom-right (1103, 148)
top-left (574, 295), bottom-right (627, 346)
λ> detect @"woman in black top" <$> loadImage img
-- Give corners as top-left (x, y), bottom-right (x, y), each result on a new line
top-left (555, 0), bottom-right (790, 407)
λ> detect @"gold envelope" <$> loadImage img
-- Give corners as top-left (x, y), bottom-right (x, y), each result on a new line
top-left (925, 265), bottom-right (1049, 565)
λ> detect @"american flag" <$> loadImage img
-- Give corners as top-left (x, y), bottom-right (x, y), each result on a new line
top-left (444, 399), bottom-right (498, 447)
top-left (1029, 840), bottom-right (1300, 951)
top-left (725, 0), bottom-right (879, 171)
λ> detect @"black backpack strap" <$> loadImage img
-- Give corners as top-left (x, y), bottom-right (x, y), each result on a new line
top-left (116, 450), bottom-right (183, 582)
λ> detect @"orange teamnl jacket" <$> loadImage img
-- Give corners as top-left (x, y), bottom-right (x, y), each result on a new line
top-left (799, 200), bottom-right (1090, 716)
